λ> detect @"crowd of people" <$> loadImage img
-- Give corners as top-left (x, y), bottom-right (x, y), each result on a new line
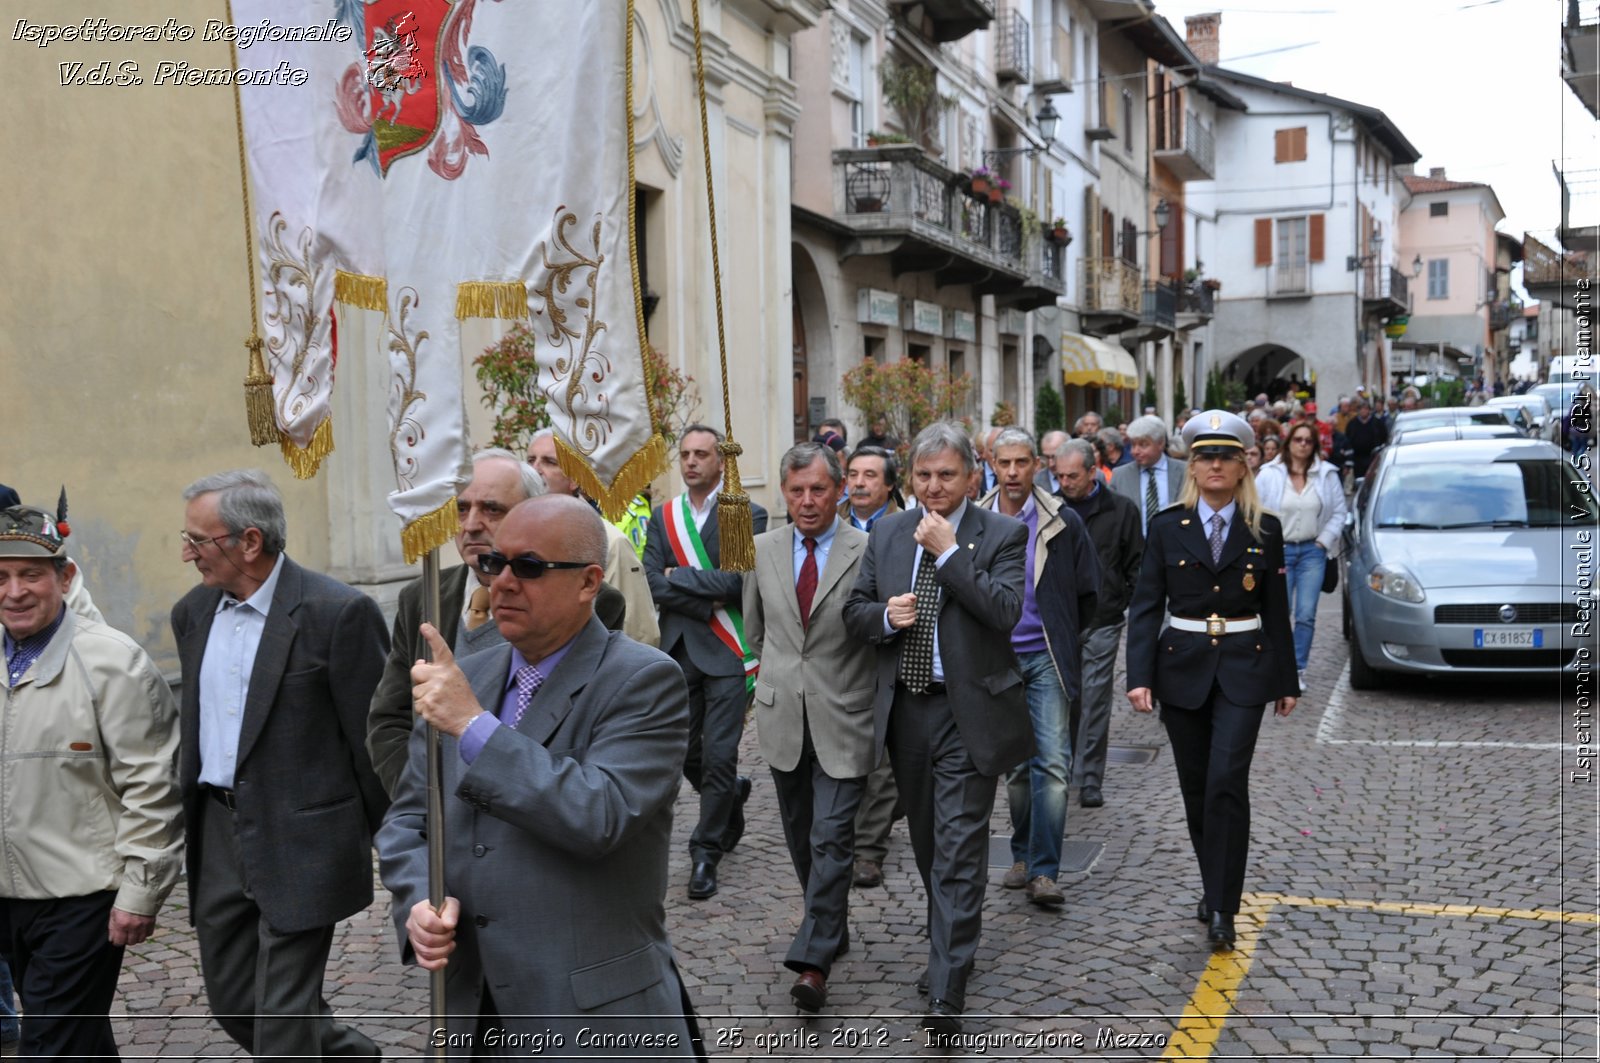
top-left (0, 394), bottom-right (1348, 1057)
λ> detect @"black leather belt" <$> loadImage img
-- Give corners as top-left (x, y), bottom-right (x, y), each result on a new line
top-left (204, 785), bottom-right (238, 812)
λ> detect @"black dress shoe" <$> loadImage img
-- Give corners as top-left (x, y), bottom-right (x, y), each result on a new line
top-left (921, 999), bottom-right (962, 1037)
top-left (687, 861), bottom-right (718, 899)
top-left (1079, 785), bottom-right (1104, 808)
top-left (1196, 899), bottom-right (1209, 923)
top-left (1207, 911), bottom-right (1236, 949)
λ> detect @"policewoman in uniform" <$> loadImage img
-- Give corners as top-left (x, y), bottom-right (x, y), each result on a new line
top-left (1125, 410), bottom-right (1298, 949)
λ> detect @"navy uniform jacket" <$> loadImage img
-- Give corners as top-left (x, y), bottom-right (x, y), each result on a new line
top-left (1125, 505), bottom-right (1299, 709)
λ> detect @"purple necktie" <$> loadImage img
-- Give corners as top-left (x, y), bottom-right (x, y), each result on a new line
top-left (510, 664), bottom-right (545, 727)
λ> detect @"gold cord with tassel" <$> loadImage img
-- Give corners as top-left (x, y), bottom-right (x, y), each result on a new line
top-left (688, 0), bottom-right (754, 570)
top-left (227, 0), bottom-right (275, 447)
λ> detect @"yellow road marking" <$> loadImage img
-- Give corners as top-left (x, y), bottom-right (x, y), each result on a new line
top-left (1162, 892), bottom-right (1598, 1060)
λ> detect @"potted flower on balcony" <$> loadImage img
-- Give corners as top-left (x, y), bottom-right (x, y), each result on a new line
top-left (968, 166), bottom-right (996, 198)
top-left (989, 177), bottom-right (1011, 204)
top-left (865, 130), bottom-right (911, 147)
top-left (1049, 217), bottom-right (1070, 244)
top-left (1201, 278), bottom-right (1223, 291)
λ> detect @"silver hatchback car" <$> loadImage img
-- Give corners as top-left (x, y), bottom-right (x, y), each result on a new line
top-left (1341, 437), bottom-right (1598, 688)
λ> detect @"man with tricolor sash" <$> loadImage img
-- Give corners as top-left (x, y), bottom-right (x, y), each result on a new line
top-left (645, 426), bottom-right (767, 901)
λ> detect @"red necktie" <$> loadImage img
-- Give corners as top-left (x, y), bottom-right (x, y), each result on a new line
top-left (796, 536), bottom-right (818, 630)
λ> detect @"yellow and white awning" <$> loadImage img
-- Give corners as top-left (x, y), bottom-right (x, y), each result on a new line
top-left (1061, 332), bottom-right (1137, 389)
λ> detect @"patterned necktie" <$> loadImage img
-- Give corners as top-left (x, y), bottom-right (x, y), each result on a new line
top-left (795, 537), bottom-right (818, 630)
top-left (465, 586), bottom-right (491, 631)
top-left (510, 663), bottom-right (545, 727)
top-left (1145, 466), bottom-right (1159, 528)
top-left (1209, 513), bottom-right (1226, 566)
top-left (898, 549), bottom-right (941, 694)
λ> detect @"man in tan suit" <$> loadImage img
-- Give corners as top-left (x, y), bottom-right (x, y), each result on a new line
top-left (743, 443), bottom-right (874, 1014)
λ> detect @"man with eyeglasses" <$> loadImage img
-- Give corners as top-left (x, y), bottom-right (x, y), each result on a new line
top-left (367, 449), bottom-right (631, 797)
top-left (378, 494), bottom-right (702, 1055)
top-left (170, 469), bottom-right (389, 1059)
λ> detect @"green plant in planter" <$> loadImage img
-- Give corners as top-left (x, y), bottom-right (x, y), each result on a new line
top-left (1009, 198), bottom-right (1041, 241)
top-left (880, 53), bottom-right (955, 151)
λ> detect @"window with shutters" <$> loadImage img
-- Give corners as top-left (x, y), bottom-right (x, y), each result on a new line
top-left (1427, 258), bottom-right (1449, 300)
top-left (1121, 218), bottom-right (1138, 266)
top-left (1275, 217), bottom-right (1309, 293)
top-left (1274, 126), bottom-right (1307, 164)
top-left (1430, 201), bottom-right (1448, 218)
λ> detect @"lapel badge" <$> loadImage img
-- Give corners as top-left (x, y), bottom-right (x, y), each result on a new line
top-left (1180, 518), bottom-right (1191, 526)
top-left (967, 542), bottom-right (975, 549)
top-left (1242, 573), bottom-right (1256, 591)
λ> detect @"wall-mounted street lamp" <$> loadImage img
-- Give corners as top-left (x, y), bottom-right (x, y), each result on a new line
top-left (1135, 198), bottom-right (1172, 237)
top-left (981, 99), bottom-right (1061, 169)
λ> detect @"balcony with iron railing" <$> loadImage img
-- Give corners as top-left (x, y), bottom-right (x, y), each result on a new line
top-left (994, 7), bottom-right (1030, 83)
top-left (833, 144), bottom-right (1040, 297)
top-left (1141, 280), bottom-right (1177, 330)
top-left (1488, 301), bottom-right (1513, 330)
top-left (1078, 257), bottom-right (1142, 333)
top-left (1152, 110), bottom-right (1215, 181)
top-left (1175, 281), bottom-right (1215, 320)
top-left (1360, 264), bottom-right (1409, 315)
top-left (893, 0), bottom-right (995, 43)
top-left (998, 237), bottom-right (1068, 311)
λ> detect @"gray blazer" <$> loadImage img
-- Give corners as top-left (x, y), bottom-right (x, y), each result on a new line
top-left (375, 616), bottom-right (698, 1055)
top-left (170, 556), bottom-right (390, 935)
top-left (1110, 457), bottom-right (1188, 525)
top-left (742, 520), bottom-right (875, 779)
top-left (644, 497), bottom-right (768, 676)
top-left (842, 505), bottom-right (1032, 777)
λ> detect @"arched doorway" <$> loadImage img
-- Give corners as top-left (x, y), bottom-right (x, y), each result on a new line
top-left (791, 244), bottom-right (833, 443)
top-left (1220, 343), bottom-right (1311, 403)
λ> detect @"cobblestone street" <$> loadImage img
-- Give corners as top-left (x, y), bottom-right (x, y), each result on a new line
top-left (106, 595), bottom-right (1595, 1059)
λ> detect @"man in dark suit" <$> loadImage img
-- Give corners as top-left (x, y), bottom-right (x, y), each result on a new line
top-left (1031, 430), bottom-right (1068, 494)
top-left (1111, 415), bottom-right (1186, 533)
top-left (644, 425), bottom-right (768, 900)
top-left (171, 470), bottom-right (388, 1059)
top-left (366, 449), bottom-right (630, 797)
top-left (744, 443), bottom-right (874, 1013)
top-left (843, 422), bottom-right (1030, 1037)
top-left (379, 495), bottom-right (700, 1056)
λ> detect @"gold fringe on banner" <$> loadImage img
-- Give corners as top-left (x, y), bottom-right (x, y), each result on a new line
top-left (555, 433), bottom-right (668, 523)
top-left (400, 495), bottom-right (461, 566)
top-left (715, 440), bottom-right (755, 572)
top-left (334, 270), bottom-right (388, 312)
top-left (277, 417), bottom-right (335, 480)
top-left (243, 335), bottom-right (277, 447)
top-left (455, 281), bottom-right (529, 320)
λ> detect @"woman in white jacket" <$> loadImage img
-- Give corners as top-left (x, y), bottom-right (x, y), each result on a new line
top-left (1254, 420), bottom-right (1347, 686)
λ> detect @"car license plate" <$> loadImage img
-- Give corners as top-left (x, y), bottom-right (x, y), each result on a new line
top-left (1474, 628), bottom-right (1543, 648)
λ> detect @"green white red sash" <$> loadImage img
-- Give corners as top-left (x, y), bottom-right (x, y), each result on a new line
top-left (663, 494), bottom-right (759, 691)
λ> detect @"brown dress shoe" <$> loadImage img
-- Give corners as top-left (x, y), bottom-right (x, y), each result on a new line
top-left (851, 859), bottom-right (882, 888)
top-left (790, 969), bottom-right (827, 1012)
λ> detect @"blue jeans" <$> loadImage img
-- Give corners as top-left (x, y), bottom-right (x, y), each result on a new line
top-left (1283, 540), bottom-right (1327, 672)
top-left (1005, 650), bottom-right (1071, 881)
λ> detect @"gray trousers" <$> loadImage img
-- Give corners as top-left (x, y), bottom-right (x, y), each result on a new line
top-left (888, 687), bottom-right (996, 1011)
top-left (770, 728), bottom-right (865, 977)
top-left (1071, 622), bottom-right (1123, 790)
top-left (195, 798), bottom-right (378, 1061)
top-left (852, 753), bottom-right (899, 865)
top-left (677, 655), bottom-right (749, 865)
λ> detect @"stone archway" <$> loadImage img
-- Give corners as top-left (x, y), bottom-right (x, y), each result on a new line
top-left (1218, 343), bottom-right (1310, 403)
top-left (791, 244), bottom-right (834, 442)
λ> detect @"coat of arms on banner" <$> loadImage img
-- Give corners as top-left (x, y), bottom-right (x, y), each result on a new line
top-left (337, 0), bottom-right (506, 180)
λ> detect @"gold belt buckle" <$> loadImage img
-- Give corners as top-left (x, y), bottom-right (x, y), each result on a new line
top-left (1205, 614), bottom-right (1226, 637)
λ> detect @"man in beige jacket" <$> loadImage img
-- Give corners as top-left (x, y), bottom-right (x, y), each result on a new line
top-left (0, 501), bottom-right (182, 1061)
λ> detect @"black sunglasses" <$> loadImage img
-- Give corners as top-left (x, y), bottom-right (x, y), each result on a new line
top-left (477, 551), bottom-right (592, 579)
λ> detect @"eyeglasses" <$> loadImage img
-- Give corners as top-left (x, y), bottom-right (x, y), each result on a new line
top-left (1290, 435), bottom-right (1315, 445)
top-left (476, 551), bottom-right (592, 579)
top-left (180, 531), bottom-right (237, 551)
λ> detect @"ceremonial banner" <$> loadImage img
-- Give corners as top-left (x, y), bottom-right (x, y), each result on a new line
top-left (236, 0), bottom-right (666, 557)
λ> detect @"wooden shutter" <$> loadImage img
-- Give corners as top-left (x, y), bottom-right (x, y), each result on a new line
top-left (1308, 213), bottom-right (1325, 262)
top-left (1084, 185), bottom-right (1100, 258)
top-left (1254, 218), bottom-right (1273, 266)
top-left (1274, 128), bottom-right (1290, 163)
top-left (1275, 127), bottom-right (1307, 163)
top-left (1102, 209), bottom-right (1115, 258)
top-left (1160, 213), bottom-right (1180, 277)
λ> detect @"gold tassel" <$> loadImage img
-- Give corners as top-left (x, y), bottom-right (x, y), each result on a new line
top-left (554, 433), bottom-right (669, 522)
top-left (715, 438), bottom-right (755, 572)
top-left (334, 270), bottom-right (388, 311)
top-left (243, 335), bottom-right (277, 447)
top-left (455, 281), bottom-right (528, 320)
top-left (278, 417), bottom-right (335, 480)
top-left (400, 495), bottom-right (461, 566)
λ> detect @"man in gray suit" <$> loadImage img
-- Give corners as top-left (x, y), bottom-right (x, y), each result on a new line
top-left (378, 495), bottom-right (700, 1057)
top-left (743, 443), bottom-right (874, 1014)
top-left (843, 422), bottom-right (1031, 1038)
top-left (1111, 414), bottom-right (1186, 532)
top-left (645, 425), bottom-right (768, 900)
top-left (171, 470), bottom-right (388, 1059)
top-left (1032, 430), bottom-right (1068, 494)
